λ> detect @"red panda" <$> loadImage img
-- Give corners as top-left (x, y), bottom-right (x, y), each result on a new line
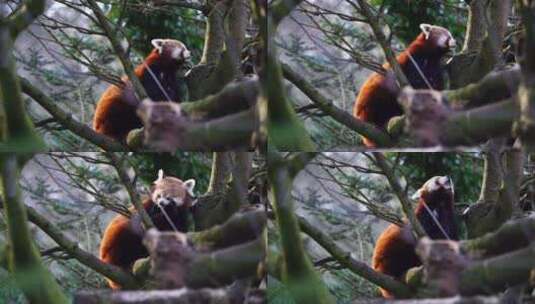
top-left (99, 169), bottom-right (196, 289)
top-left (353, 24), bottom-right (456, 147)
top-left (93, 39), bottom-right (191, 142)
top-left (372, 176), bottom-right (457, 298)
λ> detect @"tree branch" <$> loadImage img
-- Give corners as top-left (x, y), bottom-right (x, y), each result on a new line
top-left (106, 152), bottom-right (154, 229)
top-left (298, 215), bottom-right (411, 298)
top-left (461, 215), bottom-right (535, 258)
top-left (282, 63), bottom-right (393, 147)
top-left (25, 205), bottom-right (140, 289)
top-left (373, 153), bottom-right (426, 237)
top-left (0, 22), bottom-right (45, 149)
top-left (268, 151), bottom-right (334, 303)
top-left (355, 0), bottom-right (409, 87)
top-left (444, 66), bottom-right (521, 109)
top-left (515, 0), bottom-right (535, 149)
top-left (75, 288), bottom-right (251, 303)
top-left (0, 155), bottom-right (68, 303)
top-left (206, 152), bottom-right (231, 194)
top-left (399, 90), bottom-right (518, 147)
top-left (86, 0), bottom-right (147, 100)
top-left (18, 76), bottom-right (127, 151)
top-left (135, 106), bottom-right (256, 151)
top-left (7, 0), bottom-right (46, 37)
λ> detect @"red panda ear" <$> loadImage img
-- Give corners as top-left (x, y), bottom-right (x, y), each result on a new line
top-left (151, 39), bottom-right (165, 53)
top-left (154, 169), bottom-right (164, 184)
top-left (184, 179), bottom-right (196, 197)
top-left (420, 23), bottom-right (433, 39)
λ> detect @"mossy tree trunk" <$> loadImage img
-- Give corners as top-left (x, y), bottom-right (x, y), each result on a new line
top-left (268, 151), bottom-right (335, 304)
top-left (0, 155), bottom-right (68, 303)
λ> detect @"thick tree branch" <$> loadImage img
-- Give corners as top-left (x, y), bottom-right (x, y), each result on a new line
top-left (264, 0), bottom-right (315, 151)
top-left (444, 66), bottom-right (521, 109)
top-left (449, 0), bottom-right (512, 88)
top-left (185, 236), bottom-right (264, 287)
top-left (75, 288), bottom-right (252, 303)
top-left (199, 1), bottom-right (226, 66)
top-left (268, 151), bottom-right (334, 303)
top-left (459, 244), bottom-right (535, 295)
top-left (282, 63), bottom-right (393, 147)
top-left (0, 155), bottom-right (68, 303)
top-left (135, 106), bottom-right (256, 151)
top-left (399, 90), bottom-right (518, 147)
top-left (0, 21), bottom-right (45, 149)
top-left (207, 152), bottom-right (231, 194)
top-left (270, 0), bottom-right (301, 28)
top-left (152, 0), bottom-right (207, 12)
top-left (352, 297), bottom-right (500, 304)
top-left (25, 205), bottom-right (140, 289)
top-left (181, 77), bottom-right (259, 120)
top-left (516, 0), bottom-right (535, 149)
top-left (463, 141), bottom-right (506, 238)
top-left (461, 215), bottom-right (535, 258)
top-left (122, 77), bottom-right (258, 150)
top-left (462, 0), bottom-right (486, 52)
top-left (141, 227), bottom-right (264, 288)
top-left (19, 76), bottom-right (127, 151)
top-left (226, 0), bottom-right (249, 77)
top-left (189, 206), bottom-right (266, 250)
top-left (193, 156), bottom-right (254, 230)
top-left (7, 0), bottom-right (46, 37)
top-left (298, 215), bottom-right (411, 298)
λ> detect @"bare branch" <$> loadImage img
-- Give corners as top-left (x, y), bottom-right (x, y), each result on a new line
top-left (373, 153), bottom-right (426, 237)
top-left (19, 76), bottom-right (127, 151)
top-left (86, 0), bottom-right (147, 99)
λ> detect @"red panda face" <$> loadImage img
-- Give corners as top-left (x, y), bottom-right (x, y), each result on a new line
top-left (419, 24), bottom-right (456, 52)
top-left (151, 169), bottom-right (196, 208)
top-left (151, 39), bottom-right (191, 63)
top-left (412, 175), bottom-right (454, 206)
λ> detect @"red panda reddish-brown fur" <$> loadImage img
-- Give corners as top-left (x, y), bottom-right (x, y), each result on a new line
top-left (353, 24), bottom-right (456, 147)
top-left (93, 39), bottom-right (190, 142)
top-left (372, 176), bottom-right (458, 298)
top-left (99, 171), bottom-right (196, 289)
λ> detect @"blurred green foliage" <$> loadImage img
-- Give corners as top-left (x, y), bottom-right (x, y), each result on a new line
top-left (129, 152), bottom-right (211, 193)
top-left (393, 152), bottom-right (483, 204)
top-left (107, 1), bottom-right (205, 61)
top-left (370, 0), bottom-right (467, 44)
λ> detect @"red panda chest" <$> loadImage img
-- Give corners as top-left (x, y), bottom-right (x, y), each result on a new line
top-left (402, 51), bottom-right (446, 90)
top-left (140, 62), bottom-right (182, 103)
top-left (145, 200), bottom-right (190, 232)
top-left (415, 190), bottom-right (457, 240)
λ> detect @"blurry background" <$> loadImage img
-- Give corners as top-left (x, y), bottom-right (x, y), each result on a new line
top-left (268, 152), bottom-right (485, 302)
top-left (276, 0), bottom-right (467, 149)
top-left (0, 152), bottom-right (211, 301)
top-left (2, 0), bottom-right (205, 150)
